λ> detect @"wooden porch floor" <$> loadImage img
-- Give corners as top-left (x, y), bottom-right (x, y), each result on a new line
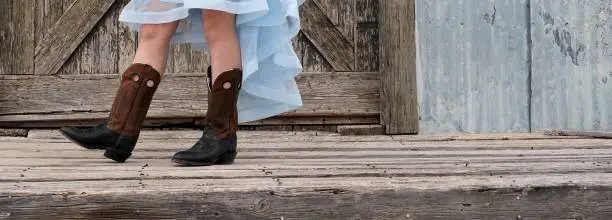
top-left (2, 130), bottom-right (612, 219)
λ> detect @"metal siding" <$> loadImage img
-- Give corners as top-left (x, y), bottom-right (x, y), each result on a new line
top-left (530, 0), bottom-right (612, 131)
top-left (416, 0), bottom-right (531, 133)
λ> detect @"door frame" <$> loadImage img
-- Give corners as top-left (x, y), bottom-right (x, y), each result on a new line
top-left (379, 0), bottom-right (419, 134)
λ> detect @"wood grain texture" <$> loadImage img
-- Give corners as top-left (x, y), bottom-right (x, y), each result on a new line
top-left (0, 115), bottom-right (379, 128)
top-left (543, 129), bottom-right (612, 139)
top-left (24, 129), bottom-right (595, 142)
top-left (337, 124), bottom-right (385, 136)
top-left (379, 0), bottom-right (419, 134)
top-left (3, 184), bottom-right (612, 219)
top-left (34, 0), bottom-right (116, 75)
top-left (0, 72), bottom-right (379, 125)
top-left (95, 0), bottom-right (120, 75)
top-left (315, 0), bottom-right (355, 42)
top-left (35, 0), bottom-right (64, 46)
top-left (2, 131), bottom-right (612, 219)
top-left (0, 2), bottom-right (12, 75)
top-left (56, 0), bottom-right (81, 75)
top-left (10, 0), bottom-right (35, 75)
top-left (117, 0), bottom-right (136, 72)
top-left (300, 0), bottom-right (355, 71)
top-left (355, 0), bottom-right (379, 71)
top-left (292, 32), bottom-right (334, 72)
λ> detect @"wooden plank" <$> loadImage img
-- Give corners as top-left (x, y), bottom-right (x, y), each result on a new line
top-left (292, 32), bottom-right (334, 72)
top-left (96, 0), bottom-right (120, 75)
top-left (78, 23), bottom-right (100, 75)
top-left (57, 0), bottom-right (81, 75)
top-left (24, 129), bottom-right (587, 142)
top-left (0, 115), bottom-right (379, 128)
top-left (315, 0), bottom-right (355, 42)
top-left (292, 125), bottom-right (337, 133)
top-left (2, 155), bottom-right (611, 168)
top-left (0, 129), bottom-right (28, 137)
top-left (117, 0), bottom-right (137, 72)
top-left (300, 0), bottom-right (355, 71)
top-left (0, 72), bottom-right (379, 125)
top-left (543, 129), bottom-right (612, 139)
top-left (34, 0), bottom-right (116, 75)
top-left (355, 0), bottom-right (379, 72)
top-left (11, 0), bottom-right (35, 75)
top-left (171, 44), bottom-right (193, 73)
top-left (379, 0), bottom-right (418, 134)
top-left (0, 2), bottom-right (12, 75)
top-left (8, 137), bottom-right (612, 151)
top-left (3, 160), bottom-right (612, 182)
top-left (3, 147), bottom-right (610, 160)
top-left (35, 0), bottom-right (64, 46)
top-left (337, 124), bottom-right (384, 135)
top-left (169, 17), bottom-right (210, 73)
top-left (2, 175), bottom-right (612, 219)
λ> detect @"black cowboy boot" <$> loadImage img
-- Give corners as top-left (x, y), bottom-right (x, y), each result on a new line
top-left (171, 67), bottom-right (241, 166)
top-left (59, 63), bottom-right (161, 163)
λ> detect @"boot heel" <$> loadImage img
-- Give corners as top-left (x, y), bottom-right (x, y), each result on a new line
top-left (104, 147), bottom-right (132, 163)
top-left (216, 151), bottom-right (237, 165)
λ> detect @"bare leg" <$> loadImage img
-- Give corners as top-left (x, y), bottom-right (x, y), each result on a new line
top-left (170, 10), bottom-right (242, 166)
top-left (59, 21), bottom-right (180, 163)
top-left (202, 9), bottom-right (242, 83)
top-left (133, 22), bottom-right (180, 74)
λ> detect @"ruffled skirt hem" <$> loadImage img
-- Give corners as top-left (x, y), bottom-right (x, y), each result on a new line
top-left (118, 0), bottom-right (305, 123)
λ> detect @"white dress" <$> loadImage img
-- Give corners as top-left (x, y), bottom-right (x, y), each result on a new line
top-left (118, 0), bottom-right (305, 123)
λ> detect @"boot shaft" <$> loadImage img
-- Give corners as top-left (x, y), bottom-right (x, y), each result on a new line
top-left (206, 67), bottom-right (242, 140)
top-left (107, 63), bottom-right (161, 137)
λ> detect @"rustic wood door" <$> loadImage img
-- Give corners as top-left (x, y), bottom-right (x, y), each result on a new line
top-left (0, 0), bottom-right (417, 133)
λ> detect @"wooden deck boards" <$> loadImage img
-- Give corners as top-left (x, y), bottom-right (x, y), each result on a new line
top-left (2, 130), bottom-right (612, 219)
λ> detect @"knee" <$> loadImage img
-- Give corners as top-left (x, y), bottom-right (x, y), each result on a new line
top-left (203, 11), bottom-right (235, 42)
top-left (138, 23), bottom-right (178, 43)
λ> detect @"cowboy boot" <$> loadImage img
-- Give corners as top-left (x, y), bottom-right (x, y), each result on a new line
top-left (59, 63), bottom-right (161, 163)
top-left (171, 67), bottom-right (241, 166)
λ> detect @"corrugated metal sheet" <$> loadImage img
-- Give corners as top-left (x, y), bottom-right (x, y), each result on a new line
top-left (530, 0), bottom-right (612, 131)
top-left (416, 0), bottom-right (531, 133)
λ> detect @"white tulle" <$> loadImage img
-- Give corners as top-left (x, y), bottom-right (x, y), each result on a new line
top-left (118, 0), bottom-right (305, 123)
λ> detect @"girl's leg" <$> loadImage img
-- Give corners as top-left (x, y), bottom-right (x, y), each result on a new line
top-left (60, 22), bottom-right (179, 163)
top-left (171, 10), bottom-right (242, 166)
top-left (133, 22), bottom-right (180, 74)
top-left (202, 9), bottom-right (242, 83)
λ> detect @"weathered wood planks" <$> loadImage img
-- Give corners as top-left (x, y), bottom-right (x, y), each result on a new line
top-left (379, 0), bottom-right (419, 134)
top-left (0, 2), bottom-right (13, 75)
top-left (1, 0), bottom-right (384, 129)
top-left (34, 0), bottom-right (117, 75)
top-left (2, 131), bottom-right (612, 219)
top-left (300, 0), bottom-right (355, 71)
top-left (0, 72), bottom-right (379, 127)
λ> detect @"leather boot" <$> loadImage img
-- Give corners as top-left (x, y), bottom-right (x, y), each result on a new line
top-left (171, 67), bottom-right (242, 166)
top-left (59, 63), bottom-right (161, 163)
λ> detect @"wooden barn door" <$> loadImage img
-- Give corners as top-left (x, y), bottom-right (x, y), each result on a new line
top-left (0, 0), bottom-right (418, 134)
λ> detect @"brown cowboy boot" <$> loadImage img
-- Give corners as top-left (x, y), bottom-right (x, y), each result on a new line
top-left (171, 66), bottom-right (241, 166)
top-left (59, 63), bottom-right (161, 163)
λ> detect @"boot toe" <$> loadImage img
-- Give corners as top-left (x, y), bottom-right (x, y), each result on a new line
top-left (59, 126), bottom-right (87, 144)
top-left (59, 126), bottom-right (107, 150)
top-left (172, 151), bottom-right (216, 166)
